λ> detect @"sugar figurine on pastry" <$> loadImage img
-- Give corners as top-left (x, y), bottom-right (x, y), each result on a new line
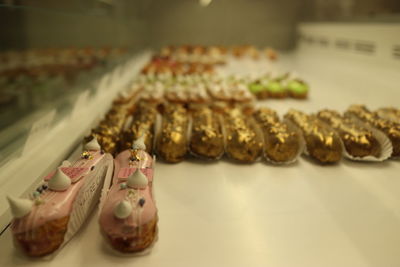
top-left (7, 138), bottom-right (113, 257)
top-left (87, 103), bottom-right (131, 155)
top-left (284, 109), bottom-right (342, 163)
top-left (346, 105), bottom-right (400, 157)
top-left (254, 108), bottom-right (302, 163)
top-left (317, 109), bottom-right (382, 158)
top-left (120, 101), bottom-right (157, 153)
top-left (90, 89), bottom-right (140, 155)
top-left (99, 137), bottom-right (157, 253)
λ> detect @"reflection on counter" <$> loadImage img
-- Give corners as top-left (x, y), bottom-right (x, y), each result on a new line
top-left (0, 47), bottom-right (127, 129)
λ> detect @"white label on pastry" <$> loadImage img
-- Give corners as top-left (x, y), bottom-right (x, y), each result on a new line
top-left (62, 154), bottom-right (113, 248)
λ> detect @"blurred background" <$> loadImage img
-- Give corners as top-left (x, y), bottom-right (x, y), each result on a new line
top-left (2, 0), bottom-right (400, 50)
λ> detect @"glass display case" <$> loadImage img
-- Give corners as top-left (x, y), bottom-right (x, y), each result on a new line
top-left (1, 0), bottom-right (400, 266)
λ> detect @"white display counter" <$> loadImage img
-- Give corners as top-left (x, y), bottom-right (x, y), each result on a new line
top-left (1, 44), bottom-right (400, 267)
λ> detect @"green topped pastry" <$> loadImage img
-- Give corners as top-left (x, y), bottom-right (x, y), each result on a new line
top-left (248, 81), bottom-right (267, 99)
top-left (248, 82), bottom-right (263, 94)
top-left (266, 79), bottom-right (287, 98)
top-left (287, 79), bottom-right (309, 99)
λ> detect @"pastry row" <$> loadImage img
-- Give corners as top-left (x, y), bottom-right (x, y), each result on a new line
top-left (158, 44), bottom-right (278, 63)
top-left (137, 73), bottom-right (254, 104)
top-left (0, 47), bottom-right (127, 81)
top-left (248, 73), bottom-right (309, 99)
top-left (0, 47), bottom-right (129, 123)
top-left (141, 55), bottom-right (215, 76)
top-left (89, 96), bottom-right (400, 164)
top-left (135, 72), bottom-right (308, 104)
